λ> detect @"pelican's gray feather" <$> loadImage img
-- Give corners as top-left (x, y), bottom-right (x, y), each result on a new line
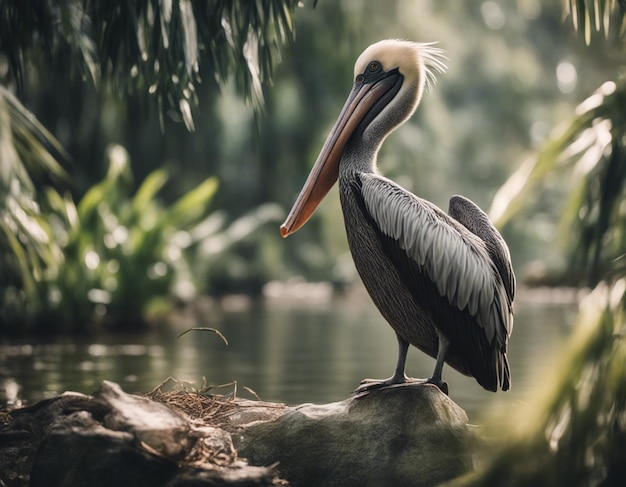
top-left (359, 173), bottom-right (511, 350)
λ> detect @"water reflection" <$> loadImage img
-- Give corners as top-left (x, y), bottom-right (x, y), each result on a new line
top-left (0, 291), bottom-right (579, 421)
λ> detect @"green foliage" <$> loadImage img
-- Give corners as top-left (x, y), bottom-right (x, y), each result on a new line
top-left (564, 0), bottom-right (626, 44)
top-left (2, 141), bottom-right (221, 333)
top-left (41, 145), bottom-right (217, 331)
top-left (557, 0), bottom-right (626, 284)
top-left (491, 81), bottom-right (626, 285)
top-left (533, 280), bottom-right (626, 487)
top-left (491, 0), bottom-right (626, 286)
top-left (0, 86), bottom-right (69, 324)
top-left (1, 86), bottom-right (281, 334)
top-left (450, 281), bottom-right (626, 487)
top-left (0, 0), bottom-right (305, 130)
top-left (0, 0), bottom-right (302, 333)
top-left (451, 3), bottom-right (626, 484)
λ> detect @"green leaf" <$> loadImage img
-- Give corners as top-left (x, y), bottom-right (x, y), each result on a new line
top-left (77, 182), bottom-right (110, 220)
top-left (0, 86), bottom-right (70, 186)
top-left (168, 177), bottom-right (219, 225)
top-left (0, 216), bottom-right (37, 296)
top-left (132, 169), bottom-right (169, 214)
top-left (566, 0), bottom-right (626, 40)
top-left (489, 81), bottom-right (617, 227)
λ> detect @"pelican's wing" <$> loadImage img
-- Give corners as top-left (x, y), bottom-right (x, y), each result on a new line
top-left (448, 195), bottom-right (515, 305)
top-left (357, 173), bottom-right (512, 349)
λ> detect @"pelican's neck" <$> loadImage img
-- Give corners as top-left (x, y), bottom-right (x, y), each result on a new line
top-left (338, 132), bottom-right (382, 179)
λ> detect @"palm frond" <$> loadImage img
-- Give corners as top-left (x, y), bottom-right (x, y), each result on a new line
top-left (0, 86), bottom-right (71, 185)
top-left (490, 81), bottom-right (626, 284)
top-left (0, 87), bottom-right (70, 320)
top-left (452, 279), bottom-right (626, 486)
top-left (0, 0), bottom-right (305, 131)
top-left (490, 81), bottom-right (618, 227)
top-left (563, 0), bottom-right (626, 44)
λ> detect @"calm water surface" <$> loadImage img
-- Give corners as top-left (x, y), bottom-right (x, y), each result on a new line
top-left (0, 289), bottom-right (580, 421)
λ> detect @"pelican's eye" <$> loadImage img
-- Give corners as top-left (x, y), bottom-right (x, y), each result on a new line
top-left (356, 61), bottom-right (383, 84)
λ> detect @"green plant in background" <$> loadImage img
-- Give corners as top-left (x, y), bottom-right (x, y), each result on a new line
top-left (0, 0), bottom-right (302, 333)
top-left (451, 1), bottom-right (626, 485)
top-left (0, 86), bottom-right (69, 329)
top-left (0, 0), bottom-right (306, 129)
top-left (0, 80), bottom-right (277, 333)
top-left (38, 143), bottom-right (282, 332)
top-left (491, 80), bottom-right (626, 286)
top-left (1, 128), bottom-right (220, 333)
top-left (490, 0), bottom-right (625, 287)
top-left (35, 144), bottom-right (219, 332)
top-left (1, 84), bottom-right (282, 334)
top-left (450, 280), bottom-right (625, 487)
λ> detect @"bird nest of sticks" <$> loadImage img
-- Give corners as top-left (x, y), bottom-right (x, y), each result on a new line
top-left (145, 376), bottom-right (288, 474)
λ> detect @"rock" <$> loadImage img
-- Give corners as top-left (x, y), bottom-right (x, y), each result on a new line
top-left (97, 380), bottom-right (194, 460)
top-left (0, 381), bottom-right (472, 487)
top-left (29, 409), bottom-right (179, 487)
top-left (0, 383), bottom-right (278, 487)
top-left (234, 384), bottom-right (472, 487)
top-left (0, 392), bottom-right (90, 485)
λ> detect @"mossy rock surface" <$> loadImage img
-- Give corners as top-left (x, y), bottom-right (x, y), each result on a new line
top-left (0, 381), bottom-right (472, 487)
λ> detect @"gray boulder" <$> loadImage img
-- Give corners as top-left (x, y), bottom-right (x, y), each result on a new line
top-left (0, 381), bottom-right (472, 487)
top-left (232, 384), bottom-right (471, 487)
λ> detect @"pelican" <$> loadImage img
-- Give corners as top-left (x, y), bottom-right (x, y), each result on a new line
top-left (280, 39), bottom-right (515, 394)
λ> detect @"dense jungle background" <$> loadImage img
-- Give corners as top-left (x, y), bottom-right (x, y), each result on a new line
top-left (1, 0), bottom-right (623, 333)
top-left (1, 2), bottom-right (625, 484)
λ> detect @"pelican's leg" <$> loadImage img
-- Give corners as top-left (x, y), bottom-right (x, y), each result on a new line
top-left (387, 332), bottom-right (411, 383)
top-left (354, 333), bottom-right (410, 393)
top-left (427, 332), bottom-right (450, 395)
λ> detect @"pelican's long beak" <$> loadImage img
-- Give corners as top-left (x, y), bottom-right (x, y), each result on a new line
top-left (280, 73), bottom-right (402, 237)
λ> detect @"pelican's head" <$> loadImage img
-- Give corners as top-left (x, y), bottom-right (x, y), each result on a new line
top-left (280, 40), bottom-right (446, 237)
top-left (352, 40), bottom-right (446, 144)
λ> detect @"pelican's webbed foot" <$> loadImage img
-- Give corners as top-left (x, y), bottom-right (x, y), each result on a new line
top-left (354, 375), bottom-right (409, 394)
top-left (353, 375), bottom-right (449, 395)
top-left (426, 377), bottom-right (449, 395)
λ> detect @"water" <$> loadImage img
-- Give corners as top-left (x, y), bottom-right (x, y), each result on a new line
top-left (0, 288), bottom-right (580, 421)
